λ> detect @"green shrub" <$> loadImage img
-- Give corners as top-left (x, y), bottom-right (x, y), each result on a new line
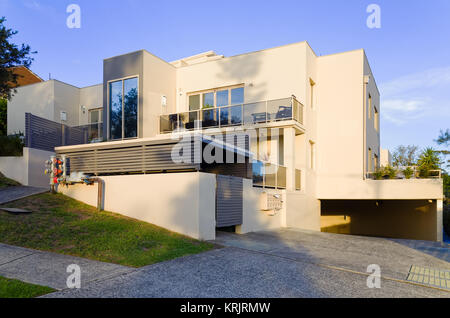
top-left (384, 165), bottom-right (398, 179)
top-left (417, 148), bottom-right (441, 178)
top-left (0, 133), bottom-right (24, 156)
top-left (402, 167), bottom-right (414, 179)
top-left (372, 168), bottom-right (384, 180)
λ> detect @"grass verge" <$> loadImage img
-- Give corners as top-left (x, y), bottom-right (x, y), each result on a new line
top-left (0, 193), bottom-right (214, 267)
top-left (0, 276), bottom-right (54, 298)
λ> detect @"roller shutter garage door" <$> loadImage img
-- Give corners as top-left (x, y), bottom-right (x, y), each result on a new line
top-left (216, 175), bottom-right (243, 227)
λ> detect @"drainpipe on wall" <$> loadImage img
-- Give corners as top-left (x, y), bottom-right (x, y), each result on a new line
top-left (89, 177), bottom-right (104, 211)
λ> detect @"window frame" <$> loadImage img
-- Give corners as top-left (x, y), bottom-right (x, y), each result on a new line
top-left (309, 140), bottom-right (316, 170)
top-left (374, 106), bottom-right (379, 132)
top-left (186, 84), bottom-right (244, 111)
top-left (88, 107), bottom-right (103, 124)
top-left (107, 75), bottom-right (139, 141)
top-left (309, 78), bottom-right (316, 110)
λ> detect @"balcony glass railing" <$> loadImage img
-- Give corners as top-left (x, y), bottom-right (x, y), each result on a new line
top-left (160, 96), bottom-right (304, 133)
top-left (252, 160), bottom-right (287, 189)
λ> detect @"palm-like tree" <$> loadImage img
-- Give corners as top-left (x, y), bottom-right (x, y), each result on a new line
top-left (417, 148), bottom-right (441, 178)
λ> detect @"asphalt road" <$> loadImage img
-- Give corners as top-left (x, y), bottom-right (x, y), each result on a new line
top-left (44, 229), bottom-right (450, 298)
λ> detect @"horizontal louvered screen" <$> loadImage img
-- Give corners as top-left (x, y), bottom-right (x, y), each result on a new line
top-left (56, 140), bottom-right (201, 175)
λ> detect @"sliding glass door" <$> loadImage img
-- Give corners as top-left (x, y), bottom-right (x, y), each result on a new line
top-left (109, 77), bottom-right (138, 140)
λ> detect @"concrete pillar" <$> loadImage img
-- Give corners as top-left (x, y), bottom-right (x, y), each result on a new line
top-left (436, 199), bottom-right (443, 242)
top-left (283, 127), bottom-right (296, 192)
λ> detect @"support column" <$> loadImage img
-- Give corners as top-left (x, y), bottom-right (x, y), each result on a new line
top-left (436, 199), bottom-right (443, 242)
top-left (283, 127), bottom-right (296, 192)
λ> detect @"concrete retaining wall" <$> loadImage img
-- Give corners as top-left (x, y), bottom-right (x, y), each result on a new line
top-left (0, 147), bottom-right (53, 187)
top-left (236, 179), bottom-right (284, 234)
top-left (59, 172), bottom-right (216, 240)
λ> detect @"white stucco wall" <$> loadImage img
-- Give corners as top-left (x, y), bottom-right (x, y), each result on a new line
top-left (236, 179), bottom-right (284, 234)
top-left (0, 147), bottom-right (53, 187)
top-left (317, 178), bottom-right (444, 200)
top-left (7, 80), bottom-right (100, 135)
top-left (59, 172), bottom-right (216, 240)
top-left (7, 81), bottom-right (54, 135)
top-left (79, 84), bottom-right (103, 125)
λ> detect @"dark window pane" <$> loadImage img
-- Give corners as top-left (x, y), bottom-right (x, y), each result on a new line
top-left (189, 95), bottom-right (200, 111)
top-left (231, 87), bottom-right (244, 105)
top-left (217, 90), bottom-right (229, 107)
top-left (109, 81), bottom-right (122, 140)
top-left (230, 105), bottom-right (242, 125)
top-left (219, 107), bottom-right (229, 126)
top-left (124, 78), bottom-right (138, 138)
top-left (203, 92), bottom-right (214, 108)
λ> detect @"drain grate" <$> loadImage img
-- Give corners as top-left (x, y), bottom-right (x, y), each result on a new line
top-left (406, 265), bottom-right (450, 290)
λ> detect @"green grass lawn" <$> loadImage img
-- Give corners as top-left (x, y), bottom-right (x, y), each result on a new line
top-left (0, 193), bottom-right (214, 267)
top-left (0, 172), bottom-right (21, 189)
top-left (0, 276), bottom-right (54, 298)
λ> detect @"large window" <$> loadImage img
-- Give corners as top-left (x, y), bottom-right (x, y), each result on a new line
top-left (109, 77), bottom-right (138, 140)
top-left (188, 85), bottom-right (244, 111)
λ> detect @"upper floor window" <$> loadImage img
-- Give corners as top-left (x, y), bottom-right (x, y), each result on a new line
top-left (188, 85), bottom-right (244, 111)
top-left (368, 94), bottom-right (372, 119)
top-left (89, 108), bottom-right (103, 124)
top-left (309, 140), bottom-right (316, 170)
top-left (109, 77), bottom-right (138, 140)
top-left (309, 78), bottom-right (315, 109)
top-left (368, 148), bottom-right (373, 172)
top-left (374, 106), bottom-right (379, 132)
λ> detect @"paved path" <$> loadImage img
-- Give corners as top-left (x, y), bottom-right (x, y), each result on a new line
top-left (0, 243), bottom-right (133, 290)
top-left (0, 186), bottom-right (48, 205)
top-left (44, 229), bottom-right (450, 298)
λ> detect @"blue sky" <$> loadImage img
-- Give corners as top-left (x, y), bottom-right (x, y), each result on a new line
top-left (1, 0), bottom-right (449, 152)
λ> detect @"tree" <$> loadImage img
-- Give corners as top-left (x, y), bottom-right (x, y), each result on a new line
top-left (436, 129), bottom-right (450, 146)
top-left (392, 145), bottom-right (419, 167)
top-left (417, 147), bottom-right (441, 178)
top-left (435, 129), bottom-right (449, 169)
top-left (0, 17), bottom-right (36, 99)
top-left (0, 98), bottom-right (6, 135)
top-left (0, 17), bottom-right (36, 136)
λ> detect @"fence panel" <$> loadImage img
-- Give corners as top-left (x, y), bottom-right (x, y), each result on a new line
top-left (25, 113), bottom-right (102, 152)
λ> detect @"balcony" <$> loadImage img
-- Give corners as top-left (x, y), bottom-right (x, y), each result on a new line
top-left (160, 96), bottom-right (304, 134)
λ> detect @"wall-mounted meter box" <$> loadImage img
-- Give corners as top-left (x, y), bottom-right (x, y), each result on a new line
top-left (260, 192), bottom-right (283, 211)
top-left (60, 111), bottom-right (67, 122)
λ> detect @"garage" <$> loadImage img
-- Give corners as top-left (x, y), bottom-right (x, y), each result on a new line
top-left (320, 199), bottom-right (441, 241)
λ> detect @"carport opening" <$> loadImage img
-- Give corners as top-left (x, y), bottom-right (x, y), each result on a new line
top-left (320, 199), bottom-right (439, 241)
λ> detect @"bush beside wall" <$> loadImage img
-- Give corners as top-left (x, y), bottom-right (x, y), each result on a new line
top-left (0, 134), bottom-right (24, 156)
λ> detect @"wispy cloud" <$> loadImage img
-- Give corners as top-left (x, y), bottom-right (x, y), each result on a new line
top-left (380, 66), bottom-right (450, 125)
top-left (22, 0), bottom-right (42, 11)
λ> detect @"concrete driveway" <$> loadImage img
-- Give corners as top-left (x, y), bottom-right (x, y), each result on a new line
top-left (45, 229), bottom-right (450, 298)
top-left (0, 186), bottom-right (48, 204)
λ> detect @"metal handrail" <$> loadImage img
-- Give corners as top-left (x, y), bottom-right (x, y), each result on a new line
top-left (160, 96), bottom-right (304, 133)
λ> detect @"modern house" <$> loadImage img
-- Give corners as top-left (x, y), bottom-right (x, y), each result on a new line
top-left (4, 41), bottom-right (444, 242)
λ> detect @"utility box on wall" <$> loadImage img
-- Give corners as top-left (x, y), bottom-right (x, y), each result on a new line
top-left (260, 192), bottom-right (283, 211)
